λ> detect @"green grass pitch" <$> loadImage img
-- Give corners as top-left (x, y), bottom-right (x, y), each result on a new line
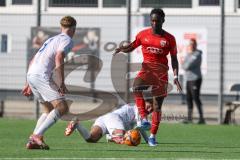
top-left (0, 118), bottom-right (240, 159)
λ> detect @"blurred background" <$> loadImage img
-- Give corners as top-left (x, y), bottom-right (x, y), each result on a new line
top-left (0, 0), bottom-right (240, 124)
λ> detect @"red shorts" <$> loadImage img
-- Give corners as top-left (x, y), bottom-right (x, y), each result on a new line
top-left (135, 63), bottom-right (169, 97)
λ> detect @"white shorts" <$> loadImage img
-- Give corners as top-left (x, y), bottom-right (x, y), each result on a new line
top-left (27, 74), bottom-right (65, 103)
top-left (93, 113), bottom-right (125, 136)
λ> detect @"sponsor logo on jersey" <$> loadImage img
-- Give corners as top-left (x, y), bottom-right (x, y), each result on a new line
top-left (146, 47), bottom-right (164, 54)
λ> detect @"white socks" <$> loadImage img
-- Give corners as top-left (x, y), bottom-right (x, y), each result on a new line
top-left (149, 133), bottom-right (155, 138)
top-left (76, 123), bottom-right (90, 140)
top-left (33, 113), bottom-right (48, 133)
top-left (34, 109), bottom-right (60, 136)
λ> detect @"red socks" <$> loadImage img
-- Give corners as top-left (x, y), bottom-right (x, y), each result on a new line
top-left (134, 92), bottom-right (147, 119)
top-left (151, 111), bottom-right (162, 134)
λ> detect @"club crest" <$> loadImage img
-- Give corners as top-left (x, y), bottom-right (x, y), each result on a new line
top-left (160, 40), bottom-right (167, 47)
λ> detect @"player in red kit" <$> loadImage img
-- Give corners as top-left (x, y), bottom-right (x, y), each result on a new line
top-left (114, 8), bottom-right (182, 146)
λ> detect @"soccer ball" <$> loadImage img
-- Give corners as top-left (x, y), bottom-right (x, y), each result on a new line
top-left (124, 129), bottom-right (141, 146)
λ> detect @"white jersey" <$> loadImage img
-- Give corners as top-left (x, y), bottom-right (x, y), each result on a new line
top-left (112, 104), bottom-right (140, 130)
top-left (93, 104), bottom-right (140, 135)
top-left (28, 33), bottom-right (73, 80)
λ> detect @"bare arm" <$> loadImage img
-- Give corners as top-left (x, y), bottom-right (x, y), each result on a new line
top-left (22, 55), bottom-right (36, 96)
top-left (113, 42), bottom-right (136, 56)
top-left (171, 55), bottom-right (182, 93)
top-left (171, 55), bottom-right (179, 77)
top-left (55, 51), bottom-right (67, 95)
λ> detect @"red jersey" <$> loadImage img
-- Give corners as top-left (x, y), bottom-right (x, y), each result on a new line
top-left (132, 28), bottom-right (177, 68)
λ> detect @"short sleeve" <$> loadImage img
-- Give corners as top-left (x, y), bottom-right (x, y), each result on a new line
top-left (131, 32), bottom-right (142, 49)
top-left (112, 104), bottom-right (128, 115)
top-left (57, 38), bottom-right (73, 55)
top-left (169, 36), bottom-right (177, 56)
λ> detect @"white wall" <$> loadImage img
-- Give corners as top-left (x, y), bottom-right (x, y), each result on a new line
top-left (0, 2), bottom-right (240, 95)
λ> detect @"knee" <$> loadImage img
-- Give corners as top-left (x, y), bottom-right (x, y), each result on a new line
top-left (133, 86), bottom-right (142, 94)
top-left (86, 128), bottom-right (102, 143)
top-left (133, 85), bottom-right (149, 92)
top-left (58, 106), bottom-right (69, 116)
top-left (153, 108), bottom-right (161, 112)
top-left (86, 138), bottom-right (98, 143)
top-left (41, 102), bottom-right (54, 113)
top-left (188, 105), bottom-right (193, 110)
top-left (193, 96), bottom-right (201, 103)
top-left (153, 97), bottom-right (164, 110)
top-left (152, 105), bottom-right (162, 112)
top-left (44, 107), bottom-right (53, 113)
top-left (56, 102), bottom-right (69, 116)
top-left (86, 134), bottom-right (100, 143)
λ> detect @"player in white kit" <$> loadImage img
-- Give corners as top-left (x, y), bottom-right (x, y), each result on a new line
top-left (22, 16), bottom-right (77, 150)
top-left (65, 99), bottom-right (153, 144)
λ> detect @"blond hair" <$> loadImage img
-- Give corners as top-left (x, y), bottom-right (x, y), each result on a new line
top-left (60, 16), bottom-right (77, 28)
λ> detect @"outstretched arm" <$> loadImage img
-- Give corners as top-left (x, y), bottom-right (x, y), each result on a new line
top-left (113, 41), bottom-right (137, 56)
top-left (171, 55), bottom-right (182, 93)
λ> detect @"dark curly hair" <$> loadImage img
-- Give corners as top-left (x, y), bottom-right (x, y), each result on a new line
top-left (150, 8), bottom-right (165, 18)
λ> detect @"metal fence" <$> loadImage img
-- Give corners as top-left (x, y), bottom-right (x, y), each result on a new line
top-left (0, 0), bottom-right (240, 123)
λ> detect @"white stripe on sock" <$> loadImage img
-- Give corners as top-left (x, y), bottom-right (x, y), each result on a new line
top-left (149, 133), bottom-right (155, 138)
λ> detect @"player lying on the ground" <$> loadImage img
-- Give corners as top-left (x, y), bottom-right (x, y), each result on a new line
top-left (64, 99), bottom-right (153, 145)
